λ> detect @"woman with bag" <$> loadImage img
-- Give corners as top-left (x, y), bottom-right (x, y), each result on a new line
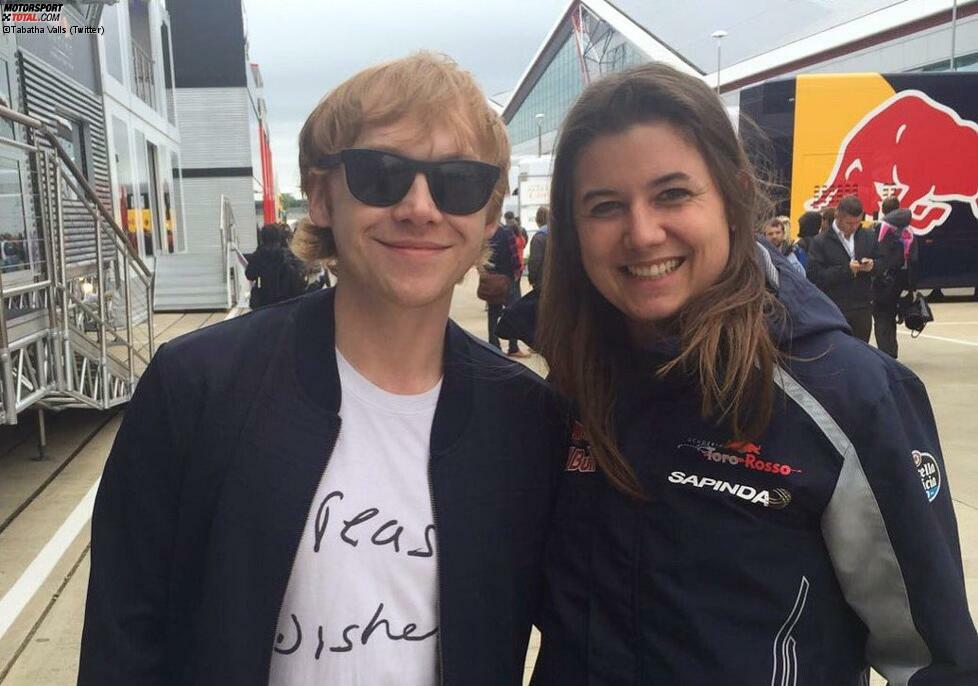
top-left (531, 62), bottom-right (977, 685)
top-left (874, 202), bottom-right (919, 357)
top-left (481, 222), bottom-right (528, 356)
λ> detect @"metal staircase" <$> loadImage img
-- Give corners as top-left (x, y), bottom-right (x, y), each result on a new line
top-left (153, 196), bottom-right (247, 311)
top-left (0, 103), bottom-right (155, 425)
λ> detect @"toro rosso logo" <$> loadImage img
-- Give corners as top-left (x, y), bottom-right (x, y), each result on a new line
top-left (677, 439), bottom-right (802, 478)
top-left (805, 90), bottom-right (978, 235)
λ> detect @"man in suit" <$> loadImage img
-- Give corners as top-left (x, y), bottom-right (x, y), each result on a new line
top-left (806, 195), bottom-right (879, 342)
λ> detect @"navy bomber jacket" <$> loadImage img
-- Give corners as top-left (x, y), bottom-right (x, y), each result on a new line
top-left (78, 288), bottom-right (566, 686)
top-left (533, 245), bottom-right (978, 685)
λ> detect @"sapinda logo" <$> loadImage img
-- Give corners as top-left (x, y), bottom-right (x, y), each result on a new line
top-left (1, 3), bottom-right (63, 22)
top-left (667, 471), bottom-right (792, 510)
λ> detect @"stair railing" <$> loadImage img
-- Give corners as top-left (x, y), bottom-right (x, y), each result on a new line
top-left (219, 194), bottom-right (247, 309)
top-left (0, 102), bottom-right (156, 424)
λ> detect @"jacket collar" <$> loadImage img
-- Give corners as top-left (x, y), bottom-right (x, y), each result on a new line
top-left (293, 287), bottom-right (474, 453)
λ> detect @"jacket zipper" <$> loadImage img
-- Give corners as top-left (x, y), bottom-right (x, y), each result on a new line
top-left (267, 416), bottom-right (342, 683)
top-left (427, 453), bottom-right (445, 686)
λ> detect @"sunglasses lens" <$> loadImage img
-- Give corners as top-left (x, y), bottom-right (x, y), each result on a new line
top-left (343, 150), bottom-right (414, 207)
top-left (428, 162), bottom-right (499, 215)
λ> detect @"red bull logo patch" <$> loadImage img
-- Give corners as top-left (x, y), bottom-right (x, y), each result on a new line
top-left (565, 421), bottom-right (596, 473)
top-left (806, 90), bottom-right (978, 235)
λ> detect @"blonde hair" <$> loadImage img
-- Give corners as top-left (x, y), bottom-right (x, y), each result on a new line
top-left (294, 51), bottom-right (510, 263)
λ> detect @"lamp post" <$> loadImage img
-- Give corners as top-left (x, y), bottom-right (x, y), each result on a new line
top-left (951, 0), bottom-right (958, 71)
top-left (711, 30), bottom-right (727, 95)
top-left (535, 112), bottom-right (545, 157)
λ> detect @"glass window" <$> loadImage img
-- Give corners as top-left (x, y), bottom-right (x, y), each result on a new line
top-left (507, 27), bottom-right (658, 149)
top-left (112, 116), bottom-right (137, 252)
top-left (0, 157), bottom-right (35, 278)
top-left (134, 130), bottom-right (154, 258)
top-left (0, 61), bottom-right (13, 140)
top-left (101, 2), bottom-right (124, 83)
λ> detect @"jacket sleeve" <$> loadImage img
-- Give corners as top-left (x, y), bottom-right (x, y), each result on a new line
top-left (77, 346), bottom-right (192, 686)
top-left (245, 251), bottom-right (260, 281)
top-left (527, 233), bottom-right (546, 288)
top-left (491, 231), bottom-right (514, 278)
top-left (805, 238), bottom-right (852, 290)
top-left (820, 374), bottom-right (978, 684)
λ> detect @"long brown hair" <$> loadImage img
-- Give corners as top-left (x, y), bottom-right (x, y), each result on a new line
top-left (537, 62), bottom-right (780, 498)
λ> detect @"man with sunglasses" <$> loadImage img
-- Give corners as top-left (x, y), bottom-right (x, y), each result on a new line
top-left (78, 52), bottom-right (565, 686)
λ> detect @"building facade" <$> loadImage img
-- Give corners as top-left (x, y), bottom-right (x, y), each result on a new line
top-left (99, 0), bottom-right (184, 265)
top-left (503, 0), bottom-right (978, 157)
top-left (168, 0), bottom-right (270, 255)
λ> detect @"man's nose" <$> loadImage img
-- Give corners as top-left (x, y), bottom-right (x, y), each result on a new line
top-left (392, 173), bottom-right (441, 224)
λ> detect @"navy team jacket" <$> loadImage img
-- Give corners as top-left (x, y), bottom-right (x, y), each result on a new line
top-left (533, 245), bottom-right (978, 685)
top-left (78, 288), bottom-right (565, 686)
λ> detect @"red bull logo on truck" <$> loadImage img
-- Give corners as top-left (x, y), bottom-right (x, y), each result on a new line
top-left (805, 90), bottom-right (978, 236)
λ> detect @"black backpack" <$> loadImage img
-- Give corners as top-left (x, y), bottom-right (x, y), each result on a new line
top-left (249, 249), bottom-right (306, 309)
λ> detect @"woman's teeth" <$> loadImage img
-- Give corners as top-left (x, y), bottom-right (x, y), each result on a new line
top-left (626, 259), bottom-right (681, 279)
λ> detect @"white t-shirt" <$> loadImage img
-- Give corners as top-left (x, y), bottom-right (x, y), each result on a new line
top-left (269, 349), bottom-right (442, 685)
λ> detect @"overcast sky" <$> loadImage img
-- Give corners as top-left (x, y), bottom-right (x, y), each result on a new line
top-left (241, 0), bottom-right (568, 195)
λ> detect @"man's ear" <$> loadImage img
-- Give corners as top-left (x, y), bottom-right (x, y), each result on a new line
top-left (308, 184), bottom-right (332, 227)
top-left (483, 220), bottom-right (496, 240)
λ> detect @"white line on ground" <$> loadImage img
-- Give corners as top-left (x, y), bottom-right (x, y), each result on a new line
top-left (223, 306), bottom-right (244, 321)
top-left (898, 330), bottom-right (978, 347)
top-left (925, 321), bottom-right (978, 326)
top-left (0, 477), bottom-right (100, 642)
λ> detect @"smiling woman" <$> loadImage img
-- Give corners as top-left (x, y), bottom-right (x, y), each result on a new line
top-left (538, 62), bottom-right (780, 496)
top-left (531, 62), bottom-right (978, 686)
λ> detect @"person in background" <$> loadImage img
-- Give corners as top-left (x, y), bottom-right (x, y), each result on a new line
top-left (527, 205), bottom-right (549, 290)
top-left (791, 210), bottom-right (822, 271)
top-left (511, 215), bottom-right (527, 299)
top-left (486, 220), bottom-right (528, 356)
top-left (819, 206), bottom-right (835, 234)
top-left (806, 195), bottom-right (879, 342)
top-left (245, 223), bottom-right (306, 309)
top-left (79, 52), bottom-right (564, 686)
top-left (873, 197), bottom-right (917, 358)
top-left (764, 217), bottom-right (804, 276)
top-left (531, 60), bottom-right (978, 686)
top-left (763, 217), bottom-right (788, 252)
top-left (775, 215), bottom-right (792, 239)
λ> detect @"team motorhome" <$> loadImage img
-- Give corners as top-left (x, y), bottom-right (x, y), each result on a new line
top-left (740, 72), bottom-right (978, 291)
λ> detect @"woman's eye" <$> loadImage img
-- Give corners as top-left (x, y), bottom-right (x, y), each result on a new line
top-left (658, 188), bottom-right (691, 203)
top-left (589, 201), bottom-right (622, 216)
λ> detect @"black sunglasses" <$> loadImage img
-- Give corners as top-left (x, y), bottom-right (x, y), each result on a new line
top-left (316, 148), bottom-right (501, 216)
